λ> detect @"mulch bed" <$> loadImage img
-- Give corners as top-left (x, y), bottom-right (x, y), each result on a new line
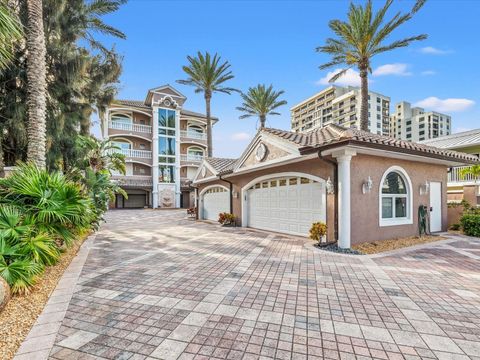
top-left (352, 234), bottom-right (446, 255)
top-left (0, 232), bottom-right (90, 360)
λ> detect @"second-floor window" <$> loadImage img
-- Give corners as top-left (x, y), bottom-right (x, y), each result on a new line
top-left (158, 108), bottom-right (177, 183)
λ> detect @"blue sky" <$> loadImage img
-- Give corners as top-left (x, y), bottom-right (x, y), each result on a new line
top-left (93, 0), bottom-right (480, 158)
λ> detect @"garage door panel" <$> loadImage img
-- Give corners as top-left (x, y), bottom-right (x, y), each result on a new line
top-left (247, 176), bottom-right (326, 236)
top-left (202, 188), bottom-right (229, 221)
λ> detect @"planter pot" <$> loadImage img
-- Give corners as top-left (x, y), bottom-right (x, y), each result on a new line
top-left (0, 277), bottom-right (11, 313)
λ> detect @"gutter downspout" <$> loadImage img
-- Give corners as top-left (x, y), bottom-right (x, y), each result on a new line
top-left (219, 175), bottom-right (234, 214)
top-left (318, 151), bottom-right (339, 244)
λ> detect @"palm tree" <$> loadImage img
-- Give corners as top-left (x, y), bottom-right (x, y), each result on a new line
top-left (460, 165), bottom-right (480, 183)
top-left (236, 84), bottom-right (287, 129)
top-left (25, 0), bottom-right (47, 168)
top-left (317, 0), bottom-right (427, 132)
top-left (177, 52), bottom-right (237, 157)
top-left (0, 2), bottom-right (22, 71)
top-left (76, 135), bottom-right (126, 175)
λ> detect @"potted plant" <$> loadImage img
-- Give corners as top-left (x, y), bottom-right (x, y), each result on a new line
top-left (309, 222), bottom-right (328, 245)
top-left (218, 212), bottom-right (235, 226)
top-left (187, 207), bottom-right (197, 219)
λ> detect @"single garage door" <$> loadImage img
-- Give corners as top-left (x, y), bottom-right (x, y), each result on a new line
top-left (124, 194), bottom-right (147, 208)
top-left (246, 176), bottom-right (325, 236)
top-left (202, 187), bottom-right (229, 221)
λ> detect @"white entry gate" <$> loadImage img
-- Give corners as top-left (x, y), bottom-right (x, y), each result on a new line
top-left (245, 175), bottom-right (326, 236)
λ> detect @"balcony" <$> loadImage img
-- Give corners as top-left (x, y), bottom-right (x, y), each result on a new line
top-left (111, 175), bottom-right (153, 188)
top-left (180, 130), bottom-right (207, 143)
top-left (108, 121), bottom-right (152, 135)
top-left (448, 166), bottom-right (479, 185)
top-left (115, 149), bottom-right (152, 159)
top-left (180, 154), bottom-right (205, 164)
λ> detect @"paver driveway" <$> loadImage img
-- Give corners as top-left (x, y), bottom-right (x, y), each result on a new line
top-left (16, 210), bottom-right (480, 360)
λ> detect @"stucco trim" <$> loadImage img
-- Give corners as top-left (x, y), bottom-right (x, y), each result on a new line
top-left (108, 107), bottom-right (152, 118)
top-left (378, 165), bottom-right (413, 227)
top-left (240, 172), bottom-right (327, 228)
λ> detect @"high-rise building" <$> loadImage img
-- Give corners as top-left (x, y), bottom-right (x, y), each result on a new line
top-left (102, 84), bottom-right (216, 209)
top-left (389, 101), bottom-right (451, 142)
top-left (290, 86), bottom-right (390, 135)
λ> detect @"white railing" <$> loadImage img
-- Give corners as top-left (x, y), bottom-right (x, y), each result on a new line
top-left (180, 130), bottom-right (207, 141)
top-left (109, 121), bottom-right (152, 134)
top-left (180, 154), bottom-right (204, 163)
top-left (114, 149), bottom-right (152, 159)
top-left (111, 175), bottom-right (153, 187)
top-left (448, 166), bottom-right (478, 184)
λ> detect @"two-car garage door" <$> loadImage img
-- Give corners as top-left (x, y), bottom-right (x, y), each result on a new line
top-left (246, 176), bottom-right (325, 236)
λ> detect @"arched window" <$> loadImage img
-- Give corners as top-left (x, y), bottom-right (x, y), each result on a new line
top-left (111, 113), bottom-right (132, 125)
top-left (379, 167), bottom-right (412, 226)
top-left (187, 125), bottom-right (204, 134)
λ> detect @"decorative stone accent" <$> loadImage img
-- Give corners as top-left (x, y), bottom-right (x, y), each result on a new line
top-left (160, 188), bottom-right (175, 208)
top-left (0, 276), bottom-right (11, 312)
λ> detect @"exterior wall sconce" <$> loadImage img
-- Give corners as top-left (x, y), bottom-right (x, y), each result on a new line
top-left (232, 191), bottom-right (238, 198)
top-left (326, 177), bottom-right (335, 194)
top-left (419, 181), bottom-right (430, 195)
top-left (362, 176), bottom-right (373, 194)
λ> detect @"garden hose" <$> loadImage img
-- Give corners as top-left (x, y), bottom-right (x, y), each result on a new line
top-left (418, 205), bottom-right (430, 236)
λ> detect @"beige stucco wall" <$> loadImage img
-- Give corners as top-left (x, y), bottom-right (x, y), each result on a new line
top-left (197, 159), bottom-right (336, 241)
top-left (350, 154), bottom-right (448, 245)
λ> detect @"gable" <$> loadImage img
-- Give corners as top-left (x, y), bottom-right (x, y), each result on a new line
top-left (193, 161), bottom-right (218, 183)
top-left (235, 132), bottom-right (301, 171)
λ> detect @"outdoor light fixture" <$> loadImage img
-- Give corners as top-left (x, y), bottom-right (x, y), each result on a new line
top-left (420, 181), bottom-right (430, 195)
top-left (362, 176), bottom-right (373, 194)
top-left (326, 177), bottom-right (335, 194)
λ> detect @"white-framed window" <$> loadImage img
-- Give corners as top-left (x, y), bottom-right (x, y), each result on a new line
top-left (379, 166), bottom-right (413, 227)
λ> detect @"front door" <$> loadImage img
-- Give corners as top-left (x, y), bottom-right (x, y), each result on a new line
top-left (429, 182), bottom-right (442, 232)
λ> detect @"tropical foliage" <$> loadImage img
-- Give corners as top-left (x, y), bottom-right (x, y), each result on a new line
top-left (309, 222), bottom-right (328, 244)
top-left (316, 0), bottom-right (427, 131)
top-left (460, 165), bottom-right (480, 183)
top-left (177, 51), bottom-right (237, 157)
top-left (0, 2), bottom-right (23, 70)
top-left (237, 84), bottom-right (287, 129)
top-left (0, 0), bottom-right (125, 171)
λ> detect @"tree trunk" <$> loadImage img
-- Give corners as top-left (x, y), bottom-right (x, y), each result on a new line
top-left (25, 0), bottom-right (47, 169)
top-left (359, 67), bottom-right (369, 132)
top-left (205, 91), bottom-right (213, 157)
top-left (259, 114), bottom-right (266, 129)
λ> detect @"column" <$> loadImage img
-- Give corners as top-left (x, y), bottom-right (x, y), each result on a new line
top-left (332, 149), bottom-right (356, 249)
top-left (174, 109), bottom-right (181, 208)
top-left (152, 107), bottom-right (159, 208)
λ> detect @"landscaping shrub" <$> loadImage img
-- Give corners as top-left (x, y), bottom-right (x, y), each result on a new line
top-left (218, 212), bottom-right (235, 226)
top-left (460, 213), bottom-right (480, 237)
top-left (309, 222), bottom-right (328, 244)
top-left (449, 223), bottom-right (461, 231)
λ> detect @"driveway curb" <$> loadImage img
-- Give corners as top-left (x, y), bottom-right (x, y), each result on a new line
top-left (13, 234), bottom-right (96, 360)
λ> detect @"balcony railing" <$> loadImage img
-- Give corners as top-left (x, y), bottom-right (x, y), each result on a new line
top-left (448, 166), bottom-right (479, 184)
top-left (180, 154), bottom-right (204, 163)
top-left (111, 175), bottom-right (153, 188)
top-left (114, 149), bottom-right (152, 159)
top-left (109, 121), bottom-right (152, 134)
top-left (180, 130), bottom-right (207, 141)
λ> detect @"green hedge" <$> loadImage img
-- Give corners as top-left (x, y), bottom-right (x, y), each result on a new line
top-left (460, 214), bottom-right (480, 237)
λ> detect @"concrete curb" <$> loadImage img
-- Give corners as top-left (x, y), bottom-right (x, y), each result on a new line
top-left (13, 234), bottom-right (96, 360)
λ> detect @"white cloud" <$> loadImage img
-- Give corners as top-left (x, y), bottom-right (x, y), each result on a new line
top-left (421, 70), bottom-right (436, 76)
top-left (317, 68), bottom-right (361, 87)
top-left (372, 63), bottom-right (411, 76)
top-left (414, 97), bottom-right (475, 112)
top-left (419, 46), bottom-right (451, 55)
top-left (231, 132), bottom-right (251, 141)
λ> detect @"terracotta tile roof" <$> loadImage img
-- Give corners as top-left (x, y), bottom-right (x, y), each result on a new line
top-left (205, 157), bottom-right (238, 174)
top-left (262, 124), bottom-right (479, 163)
top-left (181, 109), bottom-right (218, 121)
top-left (114, 99), bottom-right (150, 109)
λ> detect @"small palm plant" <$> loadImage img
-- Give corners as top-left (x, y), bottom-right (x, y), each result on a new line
top-left (460, 165), bottom-right (480, 183)
top-left (76, 135), bottom-right (126, 175)
top-left (177, 52), bottom-right (238, 157)
top-left (236, 84), bottom-right (287, 129)
top-left (317, 0), bottom-right (427, 132)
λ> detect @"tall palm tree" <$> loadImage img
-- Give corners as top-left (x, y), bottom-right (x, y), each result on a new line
top-left (317, 0), bottom-right (427, 132)
top-left (236, 84), bottom-right (287, 129)
top-left (25, 0), bottom-right (47, 168)
top-left (0, 2), bottom-right (22, 71)
top-left (177, 52), bottom-right (237, 157)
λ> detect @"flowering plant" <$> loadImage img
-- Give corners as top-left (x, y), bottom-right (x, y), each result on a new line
top-left (309, 222), bottom-right (327, 244)
top-left (218, 212), bottom-right (235, 226)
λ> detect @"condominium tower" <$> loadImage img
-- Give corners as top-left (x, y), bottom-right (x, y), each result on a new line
top-left (290, 86), bottom-right (390, 135)
top-left (389, 101), bottom-right (451, 142)
top-left (102, 84), bottom-right (215, 209)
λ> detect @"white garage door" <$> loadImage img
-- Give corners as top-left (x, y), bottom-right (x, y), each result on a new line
top-left (247, 176), bottom-right (325, 236)
top-left (202, 187), bottom-right (229, 221)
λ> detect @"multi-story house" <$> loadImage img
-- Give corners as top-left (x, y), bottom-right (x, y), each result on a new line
top-left (102, 84), bottom-right (216, 209)
top-left (389, 101), bottom-right (451, 142)
top-left (290, 86), bottom-right (390, 135)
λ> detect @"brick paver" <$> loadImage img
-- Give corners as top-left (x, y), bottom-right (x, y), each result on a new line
top-left (16, 210), bottom-right (480, 360)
